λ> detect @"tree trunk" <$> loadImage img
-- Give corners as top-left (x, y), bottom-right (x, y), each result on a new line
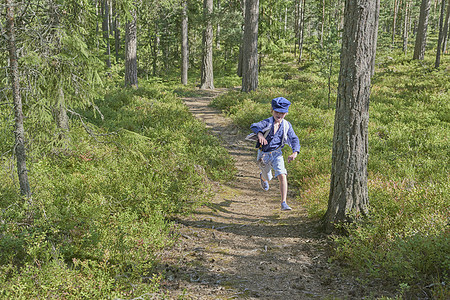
top-left (294, 0), bottom-right (300, 56)
top-left (162, 25), bottom-right (170, 73)
top-left (109, 0), bottom-right (114, 36)
top-left (49, 4), bottom-right (70, 134)
top-left (237, 0), bottom-right (246, 77)
top-left (102, 0), bottom-right (111, 68)
top-left (6, 0), bottom-right (32, 199)
top-left (435, 0), bottom-right (447, 68)
top-left (323, 0), bottom-right (379, 233)
top-left (320, 0), bottom-right (325, 47)
top-left (114, 13), bottom-right (120, 63)
top-left (125, 8), bottom-right (138, 88)
top-left (392, 0), bottom-right (398, 47)
top-left (151, 23), bottom-right (160, 77)
top-left (441, 0), bottom-right (450, 53)
top-left (284, 6), bottom-right (288, 34)
top-left (241, 0), bottom-right (259, 92)
top-left (181, 0), bottom-right (189, 85)
top-left (403, 0), bottom-right (411, 54)
top-left (55, 86), bottom-right (69, 132)
top-left (200, 0), bottom-right (214, 89)
top-left (298, 0), bottom-right (305, 63)
top-left (371, 0), bottom-right (380, 76)
top-left (216, 0), bottom-right (221, 49)
top-left (413, 0), bottom-right (431, 60)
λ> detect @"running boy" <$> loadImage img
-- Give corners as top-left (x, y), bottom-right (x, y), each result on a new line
top-left (250, 97), bottom-right (300, 211)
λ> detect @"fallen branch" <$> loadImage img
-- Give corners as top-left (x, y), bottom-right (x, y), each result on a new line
top-left (67, 108), bottom-right (119, 143)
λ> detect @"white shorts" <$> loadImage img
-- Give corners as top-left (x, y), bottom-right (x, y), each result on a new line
top-left (256, 148), bottom-right (287, 181)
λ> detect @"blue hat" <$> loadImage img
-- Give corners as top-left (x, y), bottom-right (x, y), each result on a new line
top-left (271, 97), bottom-right (291, 113)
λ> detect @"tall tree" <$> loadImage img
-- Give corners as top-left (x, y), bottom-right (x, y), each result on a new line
top-left (320, 0), bottom-right (325, 46)
top-left (6, 0), bottom-right (32, 199)
top-left (125, 7), bottom-right (138, 88)
top-left (403, 0), bottom-right (412, 54)
top-left (216, 0), bottom-right (221, 49)
top-left (181, 0), bottom-right (189, 85)
top-left (441, 0), bottom-right (450, 53)
top-left (297, 0), bottom-right (306, 62)
top-left (392, 0), bottom-right (399, 46)
top-left (151, 22), bottom-right (160, 76)
top-left (241, 0), bottom-right (259, 92)
top-left (413, 0), bottom-right (431, 60)
top-left (323, 0), bottom-right (380, 232)
top-left (47, 2), bottom-right (70, 133)
top-left (200, 0), bottom-right (214, 89)
top-left (435, 0), bottom-right (447, 68)
top-left (237, 0), bottom-right (245, 77)
top-left (114, 6), bottom-right (121, 63)
top-left (102, 0), bottom-right (112, 69)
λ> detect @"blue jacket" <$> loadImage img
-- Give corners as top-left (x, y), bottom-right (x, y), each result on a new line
top-left (250, 117), bottom-right (300, 153)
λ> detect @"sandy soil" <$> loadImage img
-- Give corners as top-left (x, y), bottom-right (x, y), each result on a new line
top-left (155, 89), bottom-right (394, 300)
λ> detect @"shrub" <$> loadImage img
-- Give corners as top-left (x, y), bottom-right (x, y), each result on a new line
top-left (0, 81), bottom-right (235, 297)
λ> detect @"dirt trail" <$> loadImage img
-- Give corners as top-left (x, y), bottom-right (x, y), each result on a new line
top-left (157, 89), bottom-right (387, 299)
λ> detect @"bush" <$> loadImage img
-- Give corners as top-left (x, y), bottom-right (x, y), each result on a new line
top-left (0, 81), bottom-right (236, 297)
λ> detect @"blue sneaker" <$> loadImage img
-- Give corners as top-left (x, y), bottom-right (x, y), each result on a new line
top-left (260, 173), bottom-right (269, 191)
top-left (281, 202), bottom-right (292, 211)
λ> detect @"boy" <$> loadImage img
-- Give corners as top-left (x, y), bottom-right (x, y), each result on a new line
top-left (250, 97), bottom-right (300, 211)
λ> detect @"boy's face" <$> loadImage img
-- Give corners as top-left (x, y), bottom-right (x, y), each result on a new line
top-left (272, 110), bottom-right (287, 123)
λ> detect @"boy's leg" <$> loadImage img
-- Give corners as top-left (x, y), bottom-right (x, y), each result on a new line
top-left (257, 150), bottom-right (273, 182)
top-left (278, 174), bottom-right (288, 203)
top-left (278, 174), bottom-right (291, 210)
top-left (271, 149), bottom-right (291, 210)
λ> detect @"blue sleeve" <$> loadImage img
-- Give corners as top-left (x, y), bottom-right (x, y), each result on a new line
top-left (250, 118), bottom-right (270, 134)
top-left (287, 123), bottom-right (300, 153)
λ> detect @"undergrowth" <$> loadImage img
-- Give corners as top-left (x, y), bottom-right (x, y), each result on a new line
top-left (1, 42), bottom-right (448, 299)
top-left (0, 80), bottom-right (235, 298)
top-left (210, 50), bottom-right (449, 298)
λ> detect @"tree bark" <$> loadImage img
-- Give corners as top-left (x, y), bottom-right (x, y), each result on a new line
top-left (403, 0), bottom-right (411, 54)
top-left (413, 0), bottom-right (431, 60)
top-left (435, 0), bottom-right (447, 68)
top-left (181, 0), bottom-right (189, 85)
top-left (55, 86), bottom-right (69, 132)
top-left (216, 0), bottom-right (221, 49)
top-left (323, 0), bottom-right (379, 233)
top-left (102, 0), bottom-right (111, 69)
top-left (200, 0), bottom-right (214, 89)
top-left (125, 8), bottom-right (138, 88)
top-left (237, 0), bottom-right (246, 77)
top-left (298, 0), bottom-right (305, 63)
top-left (114, 13), bottom-right (120, 63)
top-left (294, 0), bottom-right (300, 56)
top-left (241, 0), bottom-right (259, 93)
top-left (320, 0), bottom-right (325, 47)
top-left (371, 0), bottom-right (380, 77)
top-left (392, 0), bottom-right (398, 47)
top-left (6, 0), bottom-right (32, 199)
top-left (441, 0), bottom-right (450, 53)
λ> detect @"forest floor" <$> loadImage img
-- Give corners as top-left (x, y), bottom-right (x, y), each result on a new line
top-left (155, 89), bottom-right (396, 300)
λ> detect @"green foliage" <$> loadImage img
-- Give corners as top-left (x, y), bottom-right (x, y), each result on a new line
top-left (2, 0), bottom-right (449, 297)
top-left (211, 48), bottom-right (449, 294)
top-left (0, 81), bottom-right (235, 297)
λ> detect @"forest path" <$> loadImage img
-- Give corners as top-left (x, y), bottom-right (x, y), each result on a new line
top-left (157, 89), bottom-right (373, 299)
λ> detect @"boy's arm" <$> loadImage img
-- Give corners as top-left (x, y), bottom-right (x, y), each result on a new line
top-left (287, 151), bottom-right (297, 163)
top-left (287, 123), bottom-right (300, 154)
top-left (287, 127), bottom-right (299, 163)
top-left (250, 119), bottom-right (270, 134)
